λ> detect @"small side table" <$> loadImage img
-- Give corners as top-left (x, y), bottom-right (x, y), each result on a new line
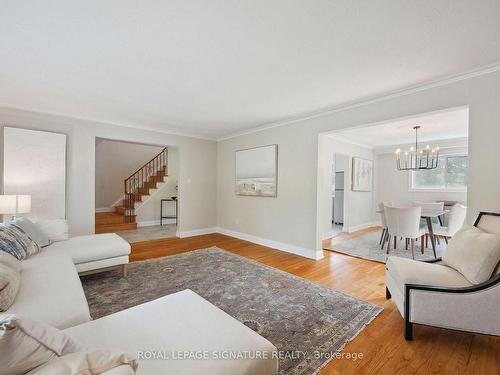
top-left (160, 199), bottom-right (178, 226)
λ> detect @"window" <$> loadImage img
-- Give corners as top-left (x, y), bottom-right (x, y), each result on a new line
top-left (410, 154), bottom-right (468, 191)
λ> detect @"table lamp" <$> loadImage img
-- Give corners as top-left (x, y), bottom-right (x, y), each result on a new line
top-left (0, 195), bottom-right (31, 220)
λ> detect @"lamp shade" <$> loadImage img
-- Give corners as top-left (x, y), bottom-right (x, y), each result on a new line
top-left (16, 195), bottom-right (31, 214)
top-left (0, 195), bottom-right (31, 215)
top-left (0, 195), bottom-right (17, 214)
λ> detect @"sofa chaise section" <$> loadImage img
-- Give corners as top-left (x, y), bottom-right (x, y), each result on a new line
top-left (64, 289), bottom-right (279, 375)
top-left (47, 233), bottom-right (131, 276)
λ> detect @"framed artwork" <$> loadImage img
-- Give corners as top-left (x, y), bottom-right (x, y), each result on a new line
top-left (235, 144), bottom-right (278, 197)
top-left (3, 127), bottom-right (67, 220)
top-left (352, 157), bottom-right (373, 191)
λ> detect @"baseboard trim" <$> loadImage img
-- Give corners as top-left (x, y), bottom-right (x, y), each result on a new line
top-left (175, 226), bottom-right (323, 260)
top-left (216, 227), bottom-right (323, 260)
top-left (346, 222), bottom-right (379, 233)
top-left (177, 227), bottom-right (218, 238)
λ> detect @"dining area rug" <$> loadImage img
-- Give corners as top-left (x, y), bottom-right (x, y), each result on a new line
top-left (81, 247), bottom-right (382, 375)
top-left (325, 230), bottom-right (447, 263)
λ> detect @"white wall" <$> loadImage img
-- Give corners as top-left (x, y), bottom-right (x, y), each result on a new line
top-left (95, 140), bottom-right (165, 209)
top-left (0, 108), bottom-right (217, 236)
top-left (319, 136), bottom-right (375, 239)
top-left (217, 69), bottom-right (500, 258)
top-left (95, 139), bottom-right (180, 225)
top-left (373, 151), bottom-right (467, 222)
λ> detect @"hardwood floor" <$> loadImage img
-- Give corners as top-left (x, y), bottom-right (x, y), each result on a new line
top-left (129, 232), bottom-right (500, 375)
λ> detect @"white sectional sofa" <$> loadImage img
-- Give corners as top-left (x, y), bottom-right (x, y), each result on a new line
top-left (2, 231), bottom-right (278, 374)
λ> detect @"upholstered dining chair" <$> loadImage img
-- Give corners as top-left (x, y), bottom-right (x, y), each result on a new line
top-left (386, 211), bottom-right (500, 340)
top-left (427, 204), bottom-right (467, 244)
top-left (384, 206), bottom-right (426, 259)
top-left (378, 201), bottom-right (393, 247)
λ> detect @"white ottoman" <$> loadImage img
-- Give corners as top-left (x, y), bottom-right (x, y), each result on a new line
top-left (48, 233), bottom-right (131, 276)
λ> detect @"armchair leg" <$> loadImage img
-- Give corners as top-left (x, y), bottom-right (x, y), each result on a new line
top-left (386, 287), bottom-right (391, 299)
top-left (405, 320), bottom-right (413, 341)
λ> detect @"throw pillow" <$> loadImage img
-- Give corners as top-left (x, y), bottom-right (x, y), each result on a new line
top-left (0, 223), bottom-right (40, 259)
top-left (0, 224), bottom-right (27, 260)
top-left (26, 349), bottom-right (138, 375)
top-left (0, 315), bottom-right (84, 375)
top-left (36, 219), bottom-right (69, 243)
top-left (0, 263), bottom-right (21, 311)
top-left (442, 225), bottom-right (500, 284)
top-left (11, 217), bottom-right (50, 247)
top-left (0, 250), bottom-right (22, 272)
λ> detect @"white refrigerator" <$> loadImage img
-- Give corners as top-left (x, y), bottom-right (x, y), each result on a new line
top-left (332, 171), bottom-right (344, 225)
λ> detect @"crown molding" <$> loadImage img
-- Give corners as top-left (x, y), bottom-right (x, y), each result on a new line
top-left (0, 105), bottom-right (217, 141)
top-left (2, 63), bottom-right (499, 142)
top-left (217, 63), bottom-right (500, 141)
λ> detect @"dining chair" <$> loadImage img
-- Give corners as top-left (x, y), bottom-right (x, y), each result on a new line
top-left (378, 201), bottom-right (393, 247)
top-left (384, 206), bottom-right (426, 259)
top-left (427, 204), bottom-right (467, 244)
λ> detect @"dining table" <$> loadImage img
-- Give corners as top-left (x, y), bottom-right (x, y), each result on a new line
top-left (376, 208), bottom-right (447, 259)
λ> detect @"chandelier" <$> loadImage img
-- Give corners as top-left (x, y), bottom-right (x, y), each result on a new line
top-left (395, 126), bottom-right (439, 171)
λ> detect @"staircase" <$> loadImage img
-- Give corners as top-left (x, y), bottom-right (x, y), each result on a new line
top-left (95, 148), bottom-right (168, 234)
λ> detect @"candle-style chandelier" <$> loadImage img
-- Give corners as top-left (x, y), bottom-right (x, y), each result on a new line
top-left (395, 126), bottom-right (439, 171)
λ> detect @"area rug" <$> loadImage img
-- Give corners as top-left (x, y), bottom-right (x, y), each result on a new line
top-left (325, 231), bottom-right (447, 263)
top-left (81, 247), bottom-right (382, 375)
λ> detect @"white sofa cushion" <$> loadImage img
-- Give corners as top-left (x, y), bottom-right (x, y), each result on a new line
top-left (36, 219), bottom-right (69, 243)
top-left (0, 315), bottom-right (83, 375)
top-left (27, 349), bottom-right (138, 375)
top-left (386, 256), bottom-right (472, 294)
top-left (442, 225), bottom-right (500, 284)
top-left (12, 218), bottom-right (50, 247)
top-left (1, 249), bottom-right (91, 329)
top-left (47, 233), bottom-right (130, 265)
top-left (64, 289), bottom-right (278, 375)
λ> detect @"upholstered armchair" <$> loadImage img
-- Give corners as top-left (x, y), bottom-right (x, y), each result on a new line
top-left (385, 212), bottom-right (500, 340)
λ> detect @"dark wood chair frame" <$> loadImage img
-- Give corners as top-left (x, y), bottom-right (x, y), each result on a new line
top-left (385, 211), bottom-right (500, 340)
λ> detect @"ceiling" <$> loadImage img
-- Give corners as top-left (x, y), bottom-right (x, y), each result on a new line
top-left (1, 1), bottom-right (499, 139)
top-left (329, 106), bottom-right (469, 149)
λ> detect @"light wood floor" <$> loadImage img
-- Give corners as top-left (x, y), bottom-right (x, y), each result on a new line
top-left (129, 229), bottom-right (500, 375)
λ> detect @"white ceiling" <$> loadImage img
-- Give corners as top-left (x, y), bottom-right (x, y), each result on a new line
top-left (329, 106), bottom-right (469, 149)
top-left (1, 1), bottom-right (499, 139)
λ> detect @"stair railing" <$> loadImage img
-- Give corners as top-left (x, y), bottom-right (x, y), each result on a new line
top-left (123, 147), bottom-right (168, 222)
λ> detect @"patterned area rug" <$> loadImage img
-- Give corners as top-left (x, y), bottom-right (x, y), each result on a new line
top-left (81, 247), bottom-right (382, 375)
top-left (325, 231), bottom-right (447, 263)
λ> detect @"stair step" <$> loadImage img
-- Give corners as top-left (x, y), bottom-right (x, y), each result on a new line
top-left (95, 222), bottom-right (137, 234)
top-left (95, 212), bottom-right (137, 233)
top-left (96, 213), bottom-right (127, 224)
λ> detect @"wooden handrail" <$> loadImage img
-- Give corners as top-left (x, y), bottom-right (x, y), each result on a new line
top-left (123, 147), bottom-right (168, 222)
top-left (125, 147), bottom-right (167, 181)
